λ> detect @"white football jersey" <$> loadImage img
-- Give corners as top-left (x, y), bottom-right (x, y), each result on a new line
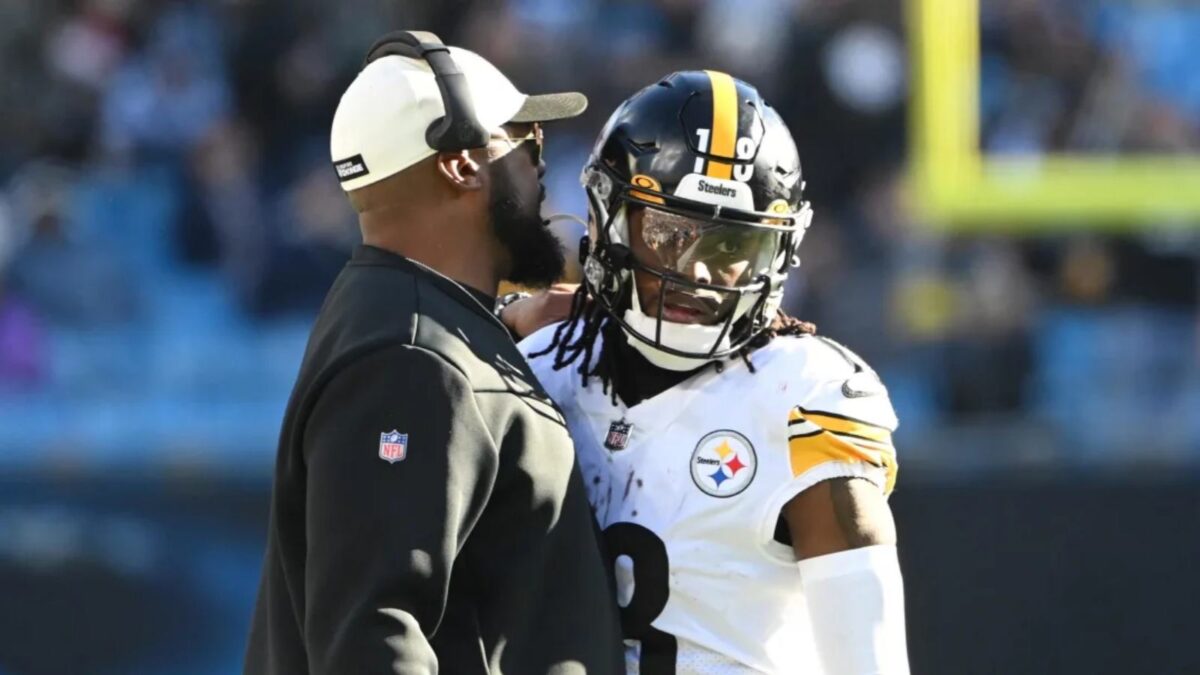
top-left (520, 325), bottom-right (900, 674)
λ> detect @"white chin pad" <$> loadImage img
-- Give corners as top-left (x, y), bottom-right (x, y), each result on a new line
top-left (618, 275), bottom-right (773, 371)
top-left (622, 306), bottom-right (730, 371)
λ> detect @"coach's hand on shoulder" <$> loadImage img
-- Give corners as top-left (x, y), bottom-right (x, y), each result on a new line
top-left (500, 283), bottom-right (580, 339)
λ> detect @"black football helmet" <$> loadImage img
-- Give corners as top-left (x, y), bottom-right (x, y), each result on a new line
top-left (580, 70), bottom-right (812, 370)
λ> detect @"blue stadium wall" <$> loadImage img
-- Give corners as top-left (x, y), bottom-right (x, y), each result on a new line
top-left (0, 474), bottom-right (1197, 675)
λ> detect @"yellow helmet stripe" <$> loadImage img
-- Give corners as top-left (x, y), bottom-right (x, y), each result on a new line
top-left (704, 70), bottom-right (738, 180)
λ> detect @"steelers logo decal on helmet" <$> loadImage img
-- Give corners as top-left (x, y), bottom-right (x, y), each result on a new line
top-left (690, 430), bottom-right (757, 498)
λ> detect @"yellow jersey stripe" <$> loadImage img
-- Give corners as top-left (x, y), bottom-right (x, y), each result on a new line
top-left (788, 432), bottom-right (882, 473)
top-left (704, 70), bottom-right (737, 180)
top-left (830, 429), bottom-right (895, 450)
top-left (788, 432), bottom-right (897, 496)
top-left (882, 452), bottom-right (898, 494)
top-left (795, 407), bottom-right (892, 431)
top-left (796, 409), bottom-right (893, 444)
top-left (787, 430), bottom-right (824, 441)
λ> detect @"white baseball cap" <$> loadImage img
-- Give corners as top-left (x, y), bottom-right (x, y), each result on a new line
top-left (330, 44), bottom-right (587, 192)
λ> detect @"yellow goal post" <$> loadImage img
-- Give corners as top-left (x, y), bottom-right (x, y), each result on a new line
top-left (908, 0), bottom-right (1200, 231)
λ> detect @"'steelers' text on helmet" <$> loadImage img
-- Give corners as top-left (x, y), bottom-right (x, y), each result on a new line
top-left (580, 70), bottom-right (813, 371)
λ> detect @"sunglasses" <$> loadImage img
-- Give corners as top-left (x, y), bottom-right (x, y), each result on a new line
top-left (491, 124), bottom-right (543, 165)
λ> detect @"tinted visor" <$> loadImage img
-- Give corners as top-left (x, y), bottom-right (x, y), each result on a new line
top-left (637, 207), bottom-right (783, 285)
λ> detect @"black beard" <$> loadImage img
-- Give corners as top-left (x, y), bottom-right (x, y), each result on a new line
top-left (488, 168), bottom-right (565, 288)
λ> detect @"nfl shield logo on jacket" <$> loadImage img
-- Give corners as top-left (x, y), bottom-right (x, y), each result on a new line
top-left (379, 430), bottom-right (408, 463)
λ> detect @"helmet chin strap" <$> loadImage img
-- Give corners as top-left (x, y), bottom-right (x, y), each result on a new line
top-left (545, 213), bottom-right (589, 283)
top-left (622, 283), bottom-right (731, 372)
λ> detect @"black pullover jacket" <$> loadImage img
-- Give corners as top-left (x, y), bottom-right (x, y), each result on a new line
top-left (245, 245), bottom-right (622, 675)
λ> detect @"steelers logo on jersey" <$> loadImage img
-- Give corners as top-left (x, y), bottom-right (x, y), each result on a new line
top-left (690, 430), bottom-right (757, 498)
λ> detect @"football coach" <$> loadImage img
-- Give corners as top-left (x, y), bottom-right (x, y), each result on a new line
top-left (244, 32), bottom-right (622, 675)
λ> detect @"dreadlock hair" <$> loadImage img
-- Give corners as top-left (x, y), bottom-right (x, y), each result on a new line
top-left (527, 284), bottom-right (818, 404)
top-left (526, 283), bottom-right (617, 398)
top-left (737, 310), bottom-right (817, 374)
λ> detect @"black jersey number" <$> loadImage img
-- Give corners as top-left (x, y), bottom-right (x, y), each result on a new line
top-left (603, 522), bottom-right (677, 674)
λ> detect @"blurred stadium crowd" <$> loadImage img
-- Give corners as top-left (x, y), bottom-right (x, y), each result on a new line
top-left (0, 0), bottom-right (1198, 472)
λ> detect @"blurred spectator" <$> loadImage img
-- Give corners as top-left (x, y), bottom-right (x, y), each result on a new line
top-left (251, 154), bottom-right (358, 315)
top-left (5, 161), bottom-right (140, 327)
top-left (773, 2), bottom-right (907, 209)
top-left (695, 0), bottom-right (793, 80)
top-left (0, 282), bottom-right (45, 388)
top-left (1058, 237), bottom-right (1116, 305)
top-left (0, 198), bottom-right (46, 388)
top-left (44, 0), bottom-right (133, 93)
top-left (945, 240), bottom-right (1036, 414)
top-left (99, 2), bottom-right (230, 161)
top-left (184, 119), bottom-right (268, 306)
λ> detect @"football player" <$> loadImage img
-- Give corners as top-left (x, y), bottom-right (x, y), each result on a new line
top-left (512, 71), bottom-right (910, 674)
